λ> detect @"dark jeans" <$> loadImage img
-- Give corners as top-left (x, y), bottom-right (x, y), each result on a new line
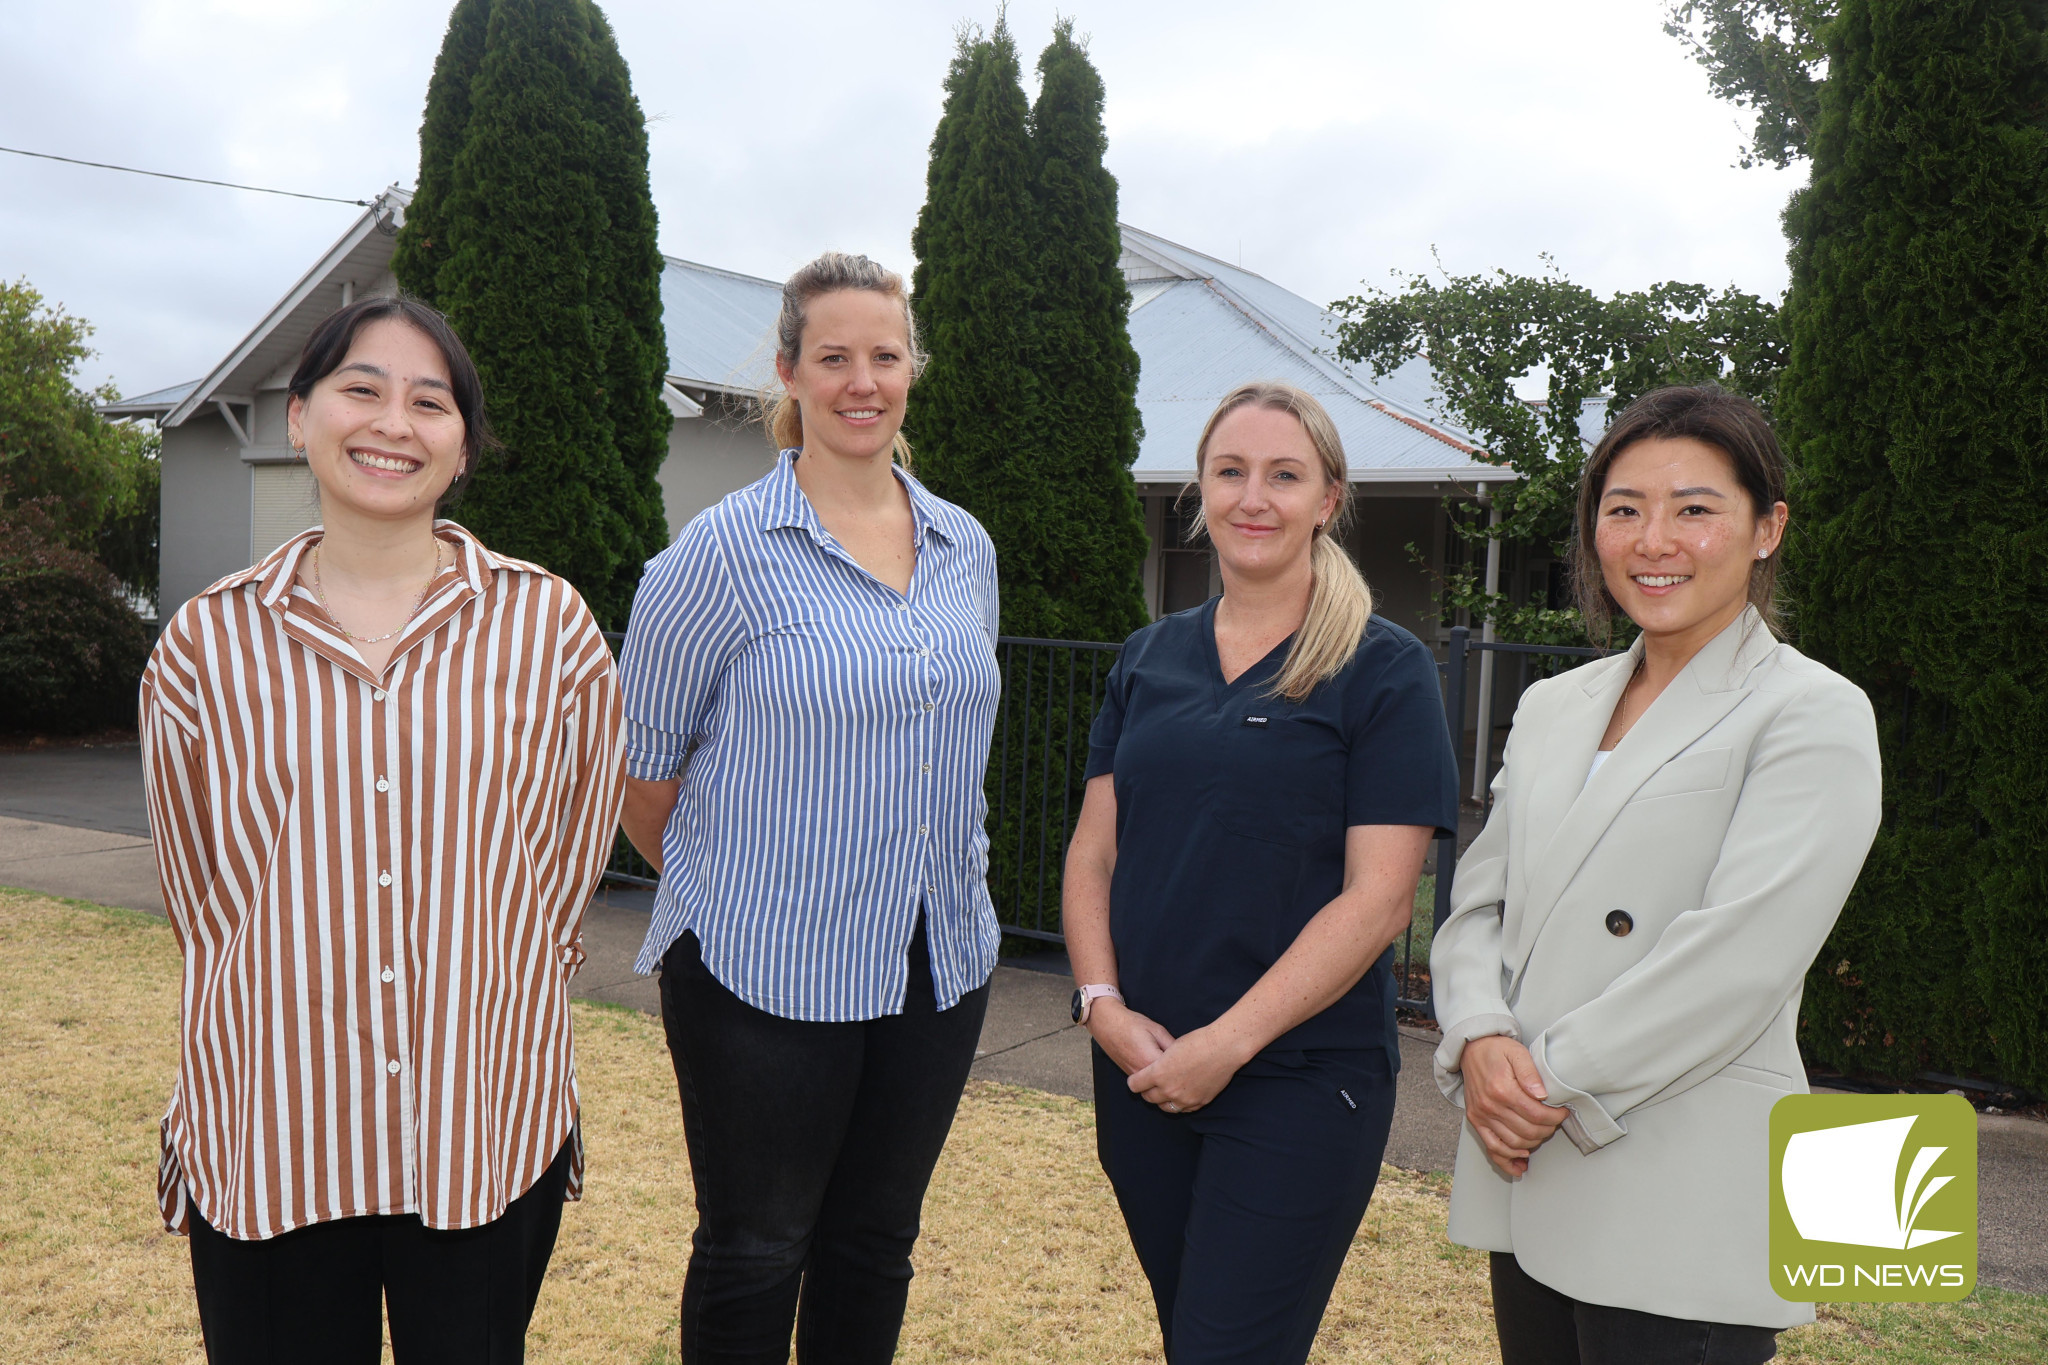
top-left (1491, 1252), bottom-right (1780, 1365)
top-left (1093, 1041), bottom-right (1397, 1364)
top-left (658, 920), bottom-right (990, 1365)
top-left (186, 1136), bottom-right (573, 1365)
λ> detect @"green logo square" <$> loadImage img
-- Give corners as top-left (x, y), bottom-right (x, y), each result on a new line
top-left (1769, 1094), bottom-right (1977, 1302)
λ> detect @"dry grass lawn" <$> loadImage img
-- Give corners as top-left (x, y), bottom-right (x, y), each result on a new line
top-left (2, 886), bottom-right (2042, 1364)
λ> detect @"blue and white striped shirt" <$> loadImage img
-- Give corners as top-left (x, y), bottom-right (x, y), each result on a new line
top-left (619, 450), bottom-right (1002, 1019)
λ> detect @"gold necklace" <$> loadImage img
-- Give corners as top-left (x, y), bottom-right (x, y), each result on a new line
top-left (312, 542), bottom-right (443, 644)
top-left (1614, 655), bottom-right (1648, 736)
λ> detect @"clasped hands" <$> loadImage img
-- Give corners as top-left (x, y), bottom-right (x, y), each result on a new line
top-left (1458, 1034), bottom-right (1568, 1177)
top-left (1085, 999), bottom-right (1246, 1114)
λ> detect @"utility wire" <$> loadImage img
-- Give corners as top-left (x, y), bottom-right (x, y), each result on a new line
top-left (0, 144), bottom-right (368, 206)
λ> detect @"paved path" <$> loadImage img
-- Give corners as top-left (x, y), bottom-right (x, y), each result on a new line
top-left (2, 745), bottom-right (2041, 1295)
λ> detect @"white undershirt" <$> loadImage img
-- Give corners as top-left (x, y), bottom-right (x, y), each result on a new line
top-left (1585, 748), bottom-right (1613, 789)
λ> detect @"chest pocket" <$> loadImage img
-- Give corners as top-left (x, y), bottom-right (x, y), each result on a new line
top-left (1212, 712), bottom-right (1340, 848)
top-left (1630, 746), bottom-right (1733, 803)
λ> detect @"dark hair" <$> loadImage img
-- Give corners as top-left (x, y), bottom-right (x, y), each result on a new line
top-left (1572, 384), bottom-right (1790, 644)
top-left (287, 293), bottom-right (497, 509)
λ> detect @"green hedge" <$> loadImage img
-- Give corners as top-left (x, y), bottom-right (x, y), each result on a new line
top-left (0, 500), bottom-right (149, 734)
top-left (1781, 0), bottom-right (2048, 1092)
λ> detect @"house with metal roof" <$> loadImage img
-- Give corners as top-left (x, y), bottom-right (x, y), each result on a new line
top-left (119, 196), bottom-right (1524, 647)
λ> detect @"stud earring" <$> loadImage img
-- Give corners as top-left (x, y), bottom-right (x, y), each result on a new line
top-left (1757, 549), bottom-right (1769, 559)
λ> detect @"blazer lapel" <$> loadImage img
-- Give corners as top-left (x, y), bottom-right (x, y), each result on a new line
top-left (1505, 609), bottom-right (1776, 990)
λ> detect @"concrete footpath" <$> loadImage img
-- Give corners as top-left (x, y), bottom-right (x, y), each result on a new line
top-left (3, 742), bottom-right (2042, 1295)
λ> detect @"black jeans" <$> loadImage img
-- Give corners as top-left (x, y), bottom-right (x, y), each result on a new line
top-left (1093, 1042), bottom-right (1397, 1364)
top-left (1492, 1252), bottom-right (1780, 1365)
top-left (186, 1137), bottom-right (573, 1365)
top-left (658, 920), bottom-right (990, 1365)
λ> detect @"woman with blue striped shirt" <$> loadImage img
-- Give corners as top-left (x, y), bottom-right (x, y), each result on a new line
top-left (617, 252), bottom-right (1000, 1365)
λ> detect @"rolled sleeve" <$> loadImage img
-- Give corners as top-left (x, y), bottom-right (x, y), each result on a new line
top-left (617, 517), bottom-right (747, 782)
top-left (1529, 1033), bottom-right (1629, 1154)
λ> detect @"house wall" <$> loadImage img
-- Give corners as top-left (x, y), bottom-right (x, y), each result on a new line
top-left (159, 413), bottom-right (251, 618)
top-left (1347, 495), bottom-right (1443, 647)
top-left (656, 397), bottom-right (776, 540)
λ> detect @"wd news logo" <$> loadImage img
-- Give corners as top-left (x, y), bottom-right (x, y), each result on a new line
top-left (1769, 1094), bottom-right (1977, 1302)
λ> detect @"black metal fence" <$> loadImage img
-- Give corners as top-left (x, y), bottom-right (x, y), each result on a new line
top-left (1394, 626), bottom-right (1608, 1013)
top-left (599, 625), bottom-right (1616, 1010)
top-left (984, 637), bottom-right (1122, 943)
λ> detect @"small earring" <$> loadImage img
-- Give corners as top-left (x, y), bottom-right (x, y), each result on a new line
top-left (1758, 549), bottom-right (1769, 560)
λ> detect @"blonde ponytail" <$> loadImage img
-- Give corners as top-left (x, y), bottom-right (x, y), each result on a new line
top-left (766, 251), bottom-right (923, 470)
top-left (1192, 381), bottom-right (1373, 702)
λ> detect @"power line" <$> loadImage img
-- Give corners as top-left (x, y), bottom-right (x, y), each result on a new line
top-left (0, 144), bottom-right (368, 206)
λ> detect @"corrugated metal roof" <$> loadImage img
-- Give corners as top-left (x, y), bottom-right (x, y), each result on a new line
top-left (100, 379), bottom-right (199, 418)
top-left (660, 257), bottom-right (781, 394)
top-left (1117, 225), bottom-right (1509, 485)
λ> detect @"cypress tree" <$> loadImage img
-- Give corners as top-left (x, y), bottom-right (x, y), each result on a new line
top-left (584, 7), bottom-right (672, 574)
top-left (395, 0), bottom-right (667, 628)
top-left (1780, 0), bottom-right (2048, 1090)
top-left (907, 19), bottom-right (1047, 635)
top-left (1027, 19), bottom-right (1149, 642)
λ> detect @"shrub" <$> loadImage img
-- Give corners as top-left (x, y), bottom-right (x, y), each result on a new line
top-left (0, 498), bottom-right (150, 734)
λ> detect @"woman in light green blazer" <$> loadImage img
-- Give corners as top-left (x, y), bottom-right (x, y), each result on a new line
top-left (1432, 385), bottom-right (1882, 1364)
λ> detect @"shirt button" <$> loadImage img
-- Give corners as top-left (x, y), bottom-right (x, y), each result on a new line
top-left (386, 1059), bottom-right (401, 1076)
top-left (378, 870), bottom-right (393, 887)
top-left (919, 824), bottom-right (928, 837)
top-left (372, 689), bottom-right (386, 701)
top-left (922, 762), bottom-right (931, 774)
top-left (375, 777), bottom-right (390, 793)
top-left (923, 701), bottom-right (934, 712)
top-left (1606, 909), bottom-right (1634, 937)
top-left (381, 967), bottom-right (395, 984)
top-left (927, 884), bottom-right (937, 895)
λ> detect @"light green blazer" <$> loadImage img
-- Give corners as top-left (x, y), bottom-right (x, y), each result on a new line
top-left (1431, 607), bottom-right (1881, 1329)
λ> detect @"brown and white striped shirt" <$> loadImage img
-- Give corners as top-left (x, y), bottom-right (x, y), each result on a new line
top-left (140, 522), bottom-right (624, 1240)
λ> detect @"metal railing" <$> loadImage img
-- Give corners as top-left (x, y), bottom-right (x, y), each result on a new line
top-left (601, 623), bottom-right (1621, 1014)
top-left (985, 637), bottom-right (1122, 943)
top-left (1394, 625), bottom-right (1608, 1013)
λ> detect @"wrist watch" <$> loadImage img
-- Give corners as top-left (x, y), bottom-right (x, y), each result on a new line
top-left (1071, 983), bottom-right (1123, 1024)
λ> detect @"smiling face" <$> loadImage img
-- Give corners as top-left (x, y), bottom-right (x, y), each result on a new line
top-left (1199, 404), bottom-right (1342, 585)
top-left (1595, 435), bottom-right (1788, 647)
top-left (286, 318), bottom-right (467, 525)
top-left (775, 288), bottom-right (913, 463)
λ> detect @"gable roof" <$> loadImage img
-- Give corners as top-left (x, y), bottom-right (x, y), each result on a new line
top-left (1118, 225), bottom-right (1510, 486)
top-left (159, 187), bottom-right (414, 428)
top-left (115, 209), bottom-right (1518, 492)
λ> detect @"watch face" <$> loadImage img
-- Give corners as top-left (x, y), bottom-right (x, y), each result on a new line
top-left (1071, 989), bottom-right (1085, 1023)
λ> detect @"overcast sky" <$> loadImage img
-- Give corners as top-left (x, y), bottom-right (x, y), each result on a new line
top-left (3, 0), bottom-right (1805, 398)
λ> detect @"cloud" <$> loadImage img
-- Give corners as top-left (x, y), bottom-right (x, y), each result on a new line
top-left (0, 0), bottom-right (1802, 396)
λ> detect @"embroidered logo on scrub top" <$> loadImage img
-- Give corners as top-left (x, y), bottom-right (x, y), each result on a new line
top-left (1241, 716), bottom-right (1269, 728)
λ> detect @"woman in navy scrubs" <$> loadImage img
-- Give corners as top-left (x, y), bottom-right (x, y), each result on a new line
top-left (1064, 380), bottom-right (1460, 1363)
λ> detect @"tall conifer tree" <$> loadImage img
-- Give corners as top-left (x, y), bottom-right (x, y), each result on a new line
top-left (1028, 20), bottom-right (1149, 641)
top-left (908, 19), bottom-right (1050, 636)
top-left (394, 0), bottom-right (667, 628)
top-left (1781, 0), bottom-right (2048, 1089)
top-left (585, 7), bottom-right (671, 570)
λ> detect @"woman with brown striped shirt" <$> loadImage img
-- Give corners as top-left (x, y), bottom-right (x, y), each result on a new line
top-left (139, 296), bottom-right (625, 1364)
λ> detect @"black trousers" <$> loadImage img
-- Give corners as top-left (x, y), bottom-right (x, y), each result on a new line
top-left (186, 1136), bottom-right (573, 1365)
top-left (1093, 1041), bottom-right (1397, 1365)
top-left (658, 920), bottom-right (990, 1365)
top-left (1491, 1252), bottom-right (1780, 1365)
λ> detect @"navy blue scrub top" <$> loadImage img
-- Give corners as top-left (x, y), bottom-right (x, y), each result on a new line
top-left (1086, 598), bottom-right (1460, 1061)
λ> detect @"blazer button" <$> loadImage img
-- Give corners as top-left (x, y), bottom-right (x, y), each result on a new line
top-left (1605, 909), bottom-right (1634, 937)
